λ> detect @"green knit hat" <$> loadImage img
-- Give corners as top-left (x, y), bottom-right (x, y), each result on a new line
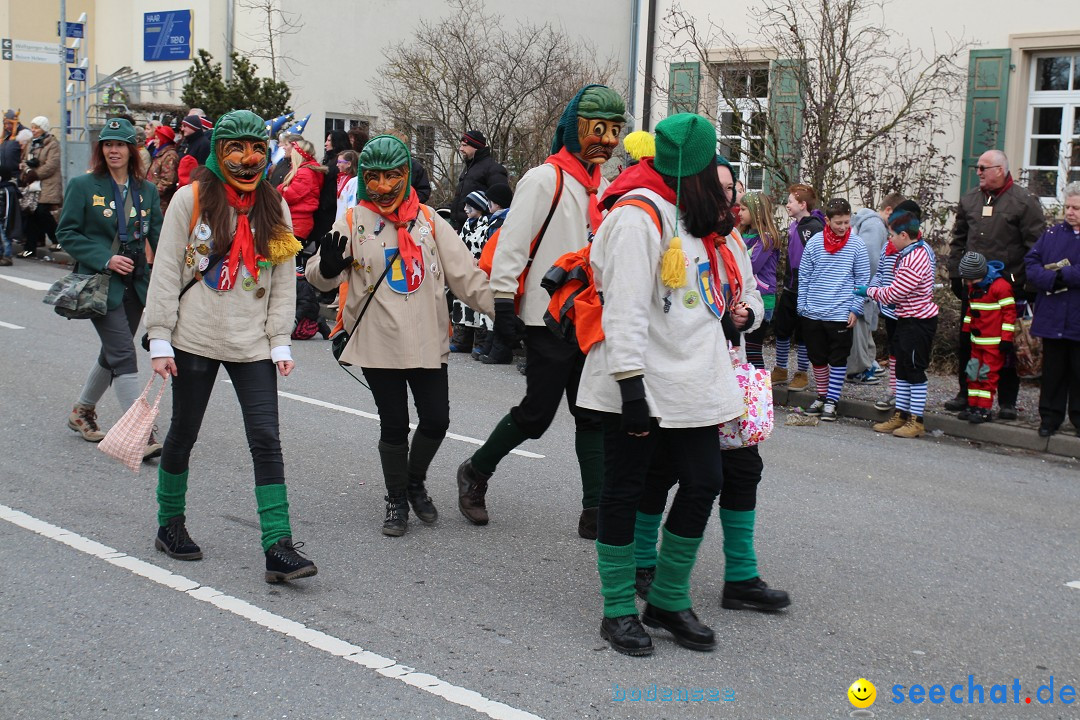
top-left (99, 117), bottom-right (136, 144)
top-left (357, 135), bottom-right (412, 202)
top-left (206, 110), bottom-right (268, 182)
top-left (550, 84), bottom-right (626, 155)
top-left (653, 113), bottom-right (717, 178)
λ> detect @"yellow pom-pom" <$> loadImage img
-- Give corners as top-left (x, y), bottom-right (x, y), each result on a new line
top-left (267, 233), bottom-right (303, 265)
top-left (660, 236), bottom-right (687, 289)
top-left (623, 130), bottom-right (656, 162)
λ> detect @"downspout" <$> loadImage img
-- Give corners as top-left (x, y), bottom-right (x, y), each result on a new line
top-left (642, 0), bottom-right (657, 131)
top-left (627, 0), bottom-right (640, 130)
top-left (224, 0), bottom-right (234, 82)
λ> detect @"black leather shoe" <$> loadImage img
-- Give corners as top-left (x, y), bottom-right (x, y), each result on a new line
top-left (968, 407), bottom-right (991, 424)
top-left (264, 538), bottom-right (317, 583)
top-left (480, 348), bottom-right (513, 365)
top-left (634, 567), bottom-right (655, 601)
top-left (1037, 425), bottom-right (1056, 438)
top-left (943, 393), bottom-right (968, 412)
top-left (642, 604), bottom-right (715, 651)
top-left (997, 405), bottom-right (1018, 420)
top-left (457, 459), bottom-right (490, 525)
top-left (155, 515), bottom-right (203, 560)
top-left (956, 406), bottom-right (973, 421)
top-left (407, 483), bottom-right (438, 523)
top-left (382, 494), bottom-right (409, 536)
top-left (721, 577), bottom-right (791, 612)
top-left (577, 507), bottom-right (597, 539)
top-left (600, 615), bottom-right (653, 656)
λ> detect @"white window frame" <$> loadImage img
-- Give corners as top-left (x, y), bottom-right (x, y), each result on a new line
top-left (714, 64), bottom-right (769, 192)
top-left (1023, 51), bottom-right (1080, 202)
top-left (324, 113), bottom-right (372, 137)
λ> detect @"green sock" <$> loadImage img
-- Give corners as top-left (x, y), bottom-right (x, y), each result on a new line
top-left (720, 508), bottom-right (758, 582)
top-left (633, 511), bottom-right (663, 569)
top-left (471, 413), bottom-right (528, 476)
top-left (574, 428), bottom-right (604, 509)
top-left (595, 541), bottom-right (638, 618)
top-left (647, 527), bottom-right (703, 612)
top-left (255, 483), bottom-right (292, 552)
top-left (156, 468), bottom-right (189, 527)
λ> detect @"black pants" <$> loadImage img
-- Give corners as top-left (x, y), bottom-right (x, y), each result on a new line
top-left (802, 318), bottom-right (853, 366)
top-left (361, 365), bottom-right (449, 445)
top-left (884, 315), bottom-right (898, 356)
top-left (1039, 338), bottom-right (1080, 430)
top-left (772, 287), bottom-right (801, 342)
top-left (956, 297), bottom-right (1019, 407)
top-left (90, 285), bottom-right (142, 376)
top-left (640, 444), bottom-right (762, 515)
top-left (511, 326), bottom-right (603, 438)
top-left (894, 316), bottom-right (938, 384)
top-left (160, 349), bottom-right (284, 486)
top-left (23, 202), bottom-right (57, 252)
top-left (597, 416), bottom-right (723, 546)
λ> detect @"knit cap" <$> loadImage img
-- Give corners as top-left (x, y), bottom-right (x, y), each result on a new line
top-left (654, 113), bottom-right (717, 178)
top-left (465, 190), bottom-right (489, 213)
top-left (486, 182), bottom-right (513, 210)
top-left (461, 130), bottom-right (487, 149)
top-left (155, 125), bottom-right (175, 144)
top-left (623, 130), bottom-right (655, 162)
top-left (181, 115), bottom-right (202, 131)
top-left (958, 251), bottom-right (988, 280)
top-left (31, 116), bottom-right (50, 133)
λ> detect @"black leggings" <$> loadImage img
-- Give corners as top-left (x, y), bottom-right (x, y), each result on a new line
top-left (512, 326), bottom-right (604, 438)
top-left (361, 365), bottom-right (450, 445)
top-left (640, 444), bottom-right (763, 515)
top-left (161, 349), bottom-right (284, 486)
top-left (597, 416), bottom-right (723, 546)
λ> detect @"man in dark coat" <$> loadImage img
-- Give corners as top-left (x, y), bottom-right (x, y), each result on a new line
top-left (450, 129), bottom-right (508, 230)
top-left (176, 115), bottom-right (211, 187)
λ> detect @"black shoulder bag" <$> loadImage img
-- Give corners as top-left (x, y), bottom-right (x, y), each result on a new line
top-left (332, 250), bottom-right (400, 388)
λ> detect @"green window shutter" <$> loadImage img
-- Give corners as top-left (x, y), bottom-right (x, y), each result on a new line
top-left (765, 59), bottom-right (804, 199)
top-left (668, 62), bottom-right (701, 115)
top-left (960, 49), bottom-right (1012, 194)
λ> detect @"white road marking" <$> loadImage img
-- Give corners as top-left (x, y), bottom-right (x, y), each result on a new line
top-left (0, 320), bottom-right (25, 329)
top-left (0, 502), bottom-right (545, 720)
top-left (1067, 581), bottom-right (1080, 590)
top-left (221, 378), bottom-right (545, 459)
top-left (0, 273), bottom-right (53, 291)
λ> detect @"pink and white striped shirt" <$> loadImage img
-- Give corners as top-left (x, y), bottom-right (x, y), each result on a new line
top-left (866, 241), bottom-right (938, 319)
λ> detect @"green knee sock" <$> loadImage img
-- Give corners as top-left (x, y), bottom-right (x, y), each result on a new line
top-left (255, 483), bottom-right (292, 552)
top-left (156, 468), bottom-right (189, 526)
top-left (574, 428), bottom-right (604, 509)
top-left (720, 508), bottom-right (759, 582)
top-left (647, 527), bottom-right (704, 612)
top-left (633, 511), bottom-right (663, 569)
top-left (471, 413), bottom-right (528, 476)
top-left (596, 541), bottom-right (638, 618)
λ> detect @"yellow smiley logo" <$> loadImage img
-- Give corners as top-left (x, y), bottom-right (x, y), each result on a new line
top-left (847, 678), bottom-right (876, 709)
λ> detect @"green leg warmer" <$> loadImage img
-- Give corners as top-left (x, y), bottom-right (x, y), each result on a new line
top-left (378, 441), bottom-right (410, 495)
top-left (255, 483), bottom-right (292, 552)
top-left (633, 511), bottom-right (663, 569)
top-left (596, 541), bottom-right (639, 618)
top-left (574, 428), bottom-right (604, 509)
top-left (156, 468), bottom-right (189, 527)
top-left (407, 431), bottom-right (444, 485)
top-left (471, 413), bottom-right (528, 476)
top-left (720, 508), bottom-right (759, 582)
top-left (646, 527), bottom-right (703, 612)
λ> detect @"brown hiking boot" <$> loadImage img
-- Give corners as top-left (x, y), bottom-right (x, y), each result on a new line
top-left (893, 417), bottom-right (926, 438)
top-left (457, 459), bottom-right (490, 525)
top-left (68, 404), bottom-right (106, 442)
top-left (769, 367), bottom-right (788, 386)
top-left (143, 425), bottom-right (163, 460)
top-left (873, 412), bottom-right (906, 434)
top-left (787, 370), bottom-right (809, 391)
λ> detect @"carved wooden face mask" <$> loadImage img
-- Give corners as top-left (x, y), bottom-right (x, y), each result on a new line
top-left (362, 165), bottom-right (408, 214)
top-left (220, 139), bottom-right (268, 193)
top-left (576, 117), bottom-right (623, 166)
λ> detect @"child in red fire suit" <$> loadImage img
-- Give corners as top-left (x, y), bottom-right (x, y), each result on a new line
top-left (958, 251), bottom-right (1016, 423)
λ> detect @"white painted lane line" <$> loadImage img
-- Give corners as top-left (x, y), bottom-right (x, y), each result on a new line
top-left (0, 502), bottom-right (545, 720)
top-left (0, 273), bottom-right (53, 291)
top-left (0, 320), bottom-right (25, 329)
top-left (1067, 581), bottom-right (1080, 590)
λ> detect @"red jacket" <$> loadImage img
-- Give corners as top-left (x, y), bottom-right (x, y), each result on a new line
top-left (278, 163), bottom-right (325, 240)
top-left (962, 276), bottom-right (1016, 348)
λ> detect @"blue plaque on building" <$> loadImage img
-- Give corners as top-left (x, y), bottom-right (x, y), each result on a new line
top-left (144, 11), bottom-right (192, 62)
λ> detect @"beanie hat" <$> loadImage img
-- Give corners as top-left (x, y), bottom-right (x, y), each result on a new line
top-left (357, 135), bottom-right (413, 202)
top-left (181, 115), bottom-right (202, 131)
top-left (486, 182), bottom-right (513, 210)
top-left (200, 116), bottom-right (214, 131)
top-left (959, 251), bottom-right (988, 280)
top-left (464, 190), bottom-right (489, 213)
top-left (205, 110), bottom-right (268, 182)
top-left (461, 130), bottom-right (487, 149)
top-left (623, 130), bottom-right (655, 162)
top-left (99, 117), bottom-right (136, 144)
top-left (893, 199), bottom-right (922, 220)
top-left (550, 84), bottom-right (626, 155)
top-left (30, 116), bottom-right (50, 133)
top-left (653, 113), bottom-right (717, 178)
top-left (155, 125), bottom-right (175, 144)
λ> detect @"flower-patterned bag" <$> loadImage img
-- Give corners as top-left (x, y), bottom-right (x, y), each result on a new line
top-left (718, 345), bottom-right (774, 449)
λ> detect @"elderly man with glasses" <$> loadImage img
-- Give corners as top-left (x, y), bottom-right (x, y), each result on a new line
top-left (946, 149), bottom-right (1046, 420)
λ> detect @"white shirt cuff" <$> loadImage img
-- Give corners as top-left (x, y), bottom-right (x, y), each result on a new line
top-left (149, 339), bottom-right (175, 359)
top-left (271, 345), bottom-right (293, 363)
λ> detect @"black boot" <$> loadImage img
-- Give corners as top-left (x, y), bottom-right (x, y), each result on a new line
top-left (155, 515), bottom-right (203, 560)
top-left (577, 507), bottom-right (598, 540)
top-left (480, 333), bottom-right (513, 365)
top-left (407, 432), bottom-right (443, 523)
top-left (600, 615), bottom-right (653, 657)
top-left (943, 393), bottom-right (968, 412)
top-left (721, 577), bottom-right (791, 612)
top-left (642, 604), bottom-right (716, 651)
top-left (634, 567), bottom-right (655, 601)
top-left (449, 324), bottom-right (473, 353)
top-left (264, 537), bottom-right (317, 583)
top-left (383, 494), bottom-right (409, 536)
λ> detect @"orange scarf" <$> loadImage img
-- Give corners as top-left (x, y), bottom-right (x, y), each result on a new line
top-left (546, 147), bottom-right (603, 234)
top-left (702, 232), bottom-right (743, 310)
top-left (359, 190), bottom-right (423, 292)
top-left (222, 186), bottom-right (263, 290)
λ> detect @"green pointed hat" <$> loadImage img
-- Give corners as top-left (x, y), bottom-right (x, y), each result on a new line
top-left (206, 110), bottom-right (269, 182)
top-left (550, 84), bottom-right (626, 155)
top-left (356, 135), bottom-right (413, 202)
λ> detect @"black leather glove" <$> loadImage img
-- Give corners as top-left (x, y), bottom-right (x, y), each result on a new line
top-left (999, 340), bottom-right (1014, 356)
top-left (318, 231), bottom-right (352, 278)
top-left (492, 297), bottom-right (519, 343)
top-left (951, 277), bottom-right (966, 300)
top-left (617, 376), bottom-right (651, 434)
top-left (25, 156), bottom-right (40, 168)
top-left (1053, 270), bottom-right (1067, 292)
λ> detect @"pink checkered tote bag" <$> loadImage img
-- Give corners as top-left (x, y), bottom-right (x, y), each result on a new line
top-left (98, 376), bottom-right (168, 472)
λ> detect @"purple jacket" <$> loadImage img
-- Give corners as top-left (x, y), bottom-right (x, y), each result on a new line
top-left (1024, 221), bottom-right (1080, 341)
top-left (784, 212), bottom-right (825, 289)
top-left (744, 231), bottom-right (779, 295)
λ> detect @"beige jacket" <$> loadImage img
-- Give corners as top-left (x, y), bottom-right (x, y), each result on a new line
top-left (145, 184), bottom-right (297, 362)
top-left (22, 133), bottom-right (62, 204)
top-left (306, 203), bottom-right (494, 369)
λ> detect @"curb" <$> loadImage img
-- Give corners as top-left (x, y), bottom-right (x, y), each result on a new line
top-left (774, 387), bottom-right (1080, 460)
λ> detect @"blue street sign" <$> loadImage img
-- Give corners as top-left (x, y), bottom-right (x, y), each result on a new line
top-left (143, 11), bottom-right (192, 61)
top-left (65, 47), bottom-right (76, 64)
top-left (68, 67), bottom-right (86, 82)
top-left (57, 22), bottom-right (85, 39)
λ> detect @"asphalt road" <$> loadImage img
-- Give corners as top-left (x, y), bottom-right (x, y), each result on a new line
top-left (1, 261), bottom-right (1078, 720)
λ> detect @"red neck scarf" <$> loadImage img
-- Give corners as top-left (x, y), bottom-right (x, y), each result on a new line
top-left (884, 239), bottom-right (899, 256)
top-left (601, 158), bottom-right (674, 207)
top-left (823, 224), bottom-right (851, 254)
top-left (703, 232), bottom-right (743, 310)
top-left (546, 147), bottom-right (603, 233)
top-left (222, 185), bottom-right (262, 290)
top-left (359, 189), bottom-right (423, 292)
top-left (987, 173), bottom-right (1014, 201)
top-left (336, 172), bottom-right (351, 196)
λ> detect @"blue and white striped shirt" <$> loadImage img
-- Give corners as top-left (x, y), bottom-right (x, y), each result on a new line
top-left (797, 232), bottom-right (870, 321)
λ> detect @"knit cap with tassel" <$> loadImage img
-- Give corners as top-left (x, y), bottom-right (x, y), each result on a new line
top-left (653, 113), bottom-right (719, 289)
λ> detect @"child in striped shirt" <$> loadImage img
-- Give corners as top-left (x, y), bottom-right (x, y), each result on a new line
top-left (858, 205), bottom-right (939, 437)
top-left (797, 198), bottom-right (870, 421)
